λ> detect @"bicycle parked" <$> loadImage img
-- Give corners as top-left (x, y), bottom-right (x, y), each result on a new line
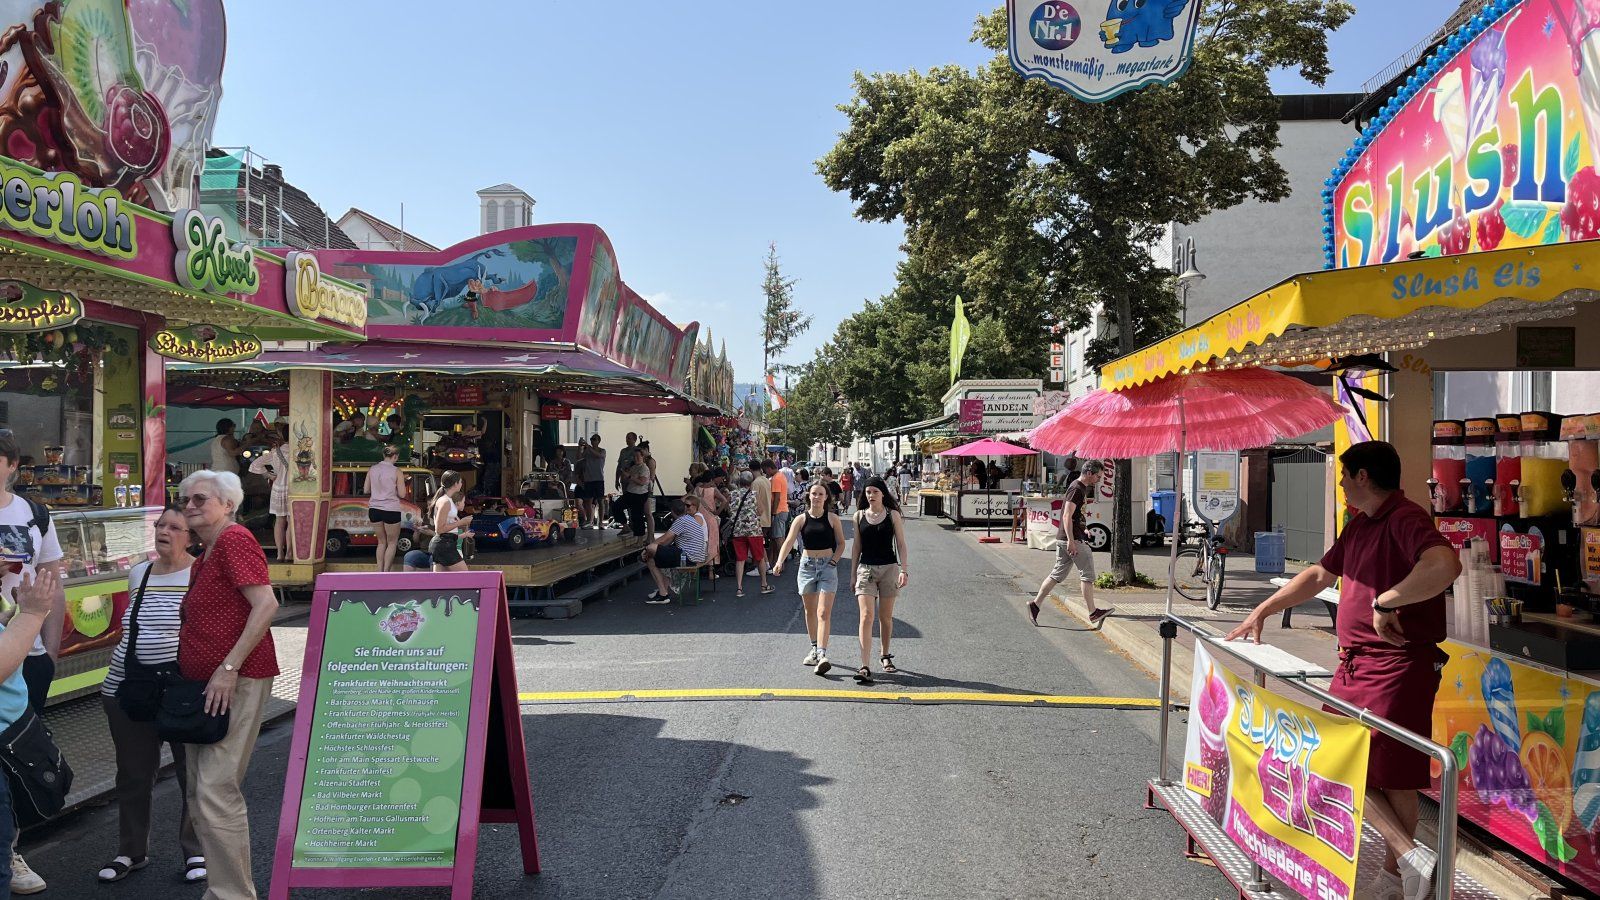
top-left (1173, 521), bottom-right (1228, 610)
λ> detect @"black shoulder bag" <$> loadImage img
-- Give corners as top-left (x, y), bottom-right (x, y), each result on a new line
top-left (116, 564), bottom-right (180, 722)
top-left (156, 557), bottom-right (231, 745)
top-left (0, 705), bottom-right (73, 827)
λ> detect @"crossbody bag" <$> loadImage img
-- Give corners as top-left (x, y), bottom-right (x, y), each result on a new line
top-left (115, 564), bottom-right (181, 722)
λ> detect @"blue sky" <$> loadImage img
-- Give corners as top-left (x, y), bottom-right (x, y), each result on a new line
top-left (213, 1), bottom-right (1462, 386)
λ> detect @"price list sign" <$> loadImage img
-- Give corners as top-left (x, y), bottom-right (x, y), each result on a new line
top-left (271, 572), bottom-right (537, 899)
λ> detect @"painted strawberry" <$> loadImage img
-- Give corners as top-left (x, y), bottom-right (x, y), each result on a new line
top-left (1478, 199), bottom-right (1507, 250)
top-left (1502, 144), bottom-right (1519, 186)
top-left (1439, 208), bottom-right (1473, 255)
top-left (1562, 166), bottom-right (1600, 240)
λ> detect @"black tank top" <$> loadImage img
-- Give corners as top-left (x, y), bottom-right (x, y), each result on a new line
top-left (856, 511), bottom-right (897, 565)
top-left (799, 512), bottom-right (836, 551)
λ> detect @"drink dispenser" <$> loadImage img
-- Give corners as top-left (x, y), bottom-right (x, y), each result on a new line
top-left (1562, 413), bottom-right (1600, 526)
top-left (1494, 414), bottom-right (1522, 517)
top-left (1519, 411), bottom-right (1568, 518)
top-left (1464, 417), bottom-right (1497, 515)
top-left (1430, 420), bottom-right (1466, 514)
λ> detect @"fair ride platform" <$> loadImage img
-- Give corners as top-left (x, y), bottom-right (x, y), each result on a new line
top-left (275, 528), bottom-right (649, 616)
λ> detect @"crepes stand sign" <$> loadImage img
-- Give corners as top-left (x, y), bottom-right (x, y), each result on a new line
top-left (1006, 0), bottom-right (1203, 103)
top-left (270, 571), bottom-right (538, 899)
top-left (1183, 644), bottom-right (1370, 900)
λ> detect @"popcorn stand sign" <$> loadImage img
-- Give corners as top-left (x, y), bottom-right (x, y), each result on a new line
top-left (1006, 0), bottom-right (1203, 103)
top-left (1184, 645), bottom-right (1370, 900)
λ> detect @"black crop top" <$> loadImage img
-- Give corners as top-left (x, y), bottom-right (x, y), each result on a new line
top-left (856, 511), bottom-right (897, 565)
top-left (799, 512), bottom-right (837, 551)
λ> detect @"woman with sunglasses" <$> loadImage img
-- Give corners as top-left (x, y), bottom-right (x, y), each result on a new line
top-left (772, 482), bottom-right (847, 676)
top-left (97, 506), bottom-right (205, 885)
top-left (175, 470), bottom-right (279, 900)
top-left (429, 471), bottom-right (473, 573)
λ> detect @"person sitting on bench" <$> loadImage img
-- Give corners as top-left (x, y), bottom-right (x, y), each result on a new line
top-left (642, 495), bottom-right (707, 604)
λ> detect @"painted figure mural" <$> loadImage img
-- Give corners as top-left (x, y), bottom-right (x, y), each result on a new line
top-left (0, 0), bottom-right (226, 211)
top-left (357, 236), bottom-right (576, 329)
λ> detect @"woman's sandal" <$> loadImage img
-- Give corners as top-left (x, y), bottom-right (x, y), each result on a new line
top-left (760, 585), bottom-right (775, 594)
top-left (97, 856), bottom-right (149, 883)
top-left (854, 666), bottom-right (874, 684)
top-left (185, 857), bottom-right (208, 883)
top-left (880, 654), bottom-right (897, 674)
top-left (736, 589), bottom-right (745, 597)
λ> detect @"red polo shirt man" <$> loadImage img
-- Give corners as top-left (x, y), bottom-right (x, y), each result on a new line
top-left (1228, 440), bottom-right (1461, 900)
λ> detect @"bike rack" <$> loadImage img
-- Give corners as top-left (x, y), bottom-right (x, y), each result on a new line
top-left (1149, 613), bottom-right (1469, 900)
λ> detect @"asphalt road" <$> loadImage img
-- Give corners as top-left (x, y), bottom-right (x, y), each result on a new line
top-left (22, 516), bottom-right (1231, 899)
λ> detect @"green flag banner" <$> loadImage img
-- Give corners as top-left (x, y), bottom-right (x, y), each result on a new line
top-left (950, 296), bottom-right (971, 386)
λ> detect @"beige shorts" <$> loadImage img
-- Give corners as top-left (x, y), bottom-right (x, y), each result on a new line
top-left (1049, 540), bottom-right (1096, 583)
top-left (854, 563), bottom-right (901, 599)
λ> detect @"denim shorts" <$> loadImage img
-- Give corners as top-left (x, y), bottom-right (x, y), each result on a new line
top-left (797, 555), bottom-right (839, 595)
top-left (770, 510), bottom-right (791, 540)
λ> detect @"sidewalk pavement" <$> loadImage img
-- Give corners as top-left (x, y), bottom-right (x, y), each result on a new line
top-left (39, 606), bottom-right (310, 823)
top-left (966, 528), bottom-right (1553, 900)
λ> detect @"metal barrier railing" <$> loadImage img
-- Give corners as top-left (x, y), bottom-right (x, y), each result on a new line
top-left (1153, 613), bottom-right (1459, 900)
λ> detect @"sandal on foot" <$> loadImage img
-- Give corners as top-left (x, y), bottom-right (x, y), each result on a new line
top-left (880, 654), bottom-right (897, 674)
top-left (1027, 601), bottom-right (1040, 625)
top-left (98, 856), bottom-right (149, 883)
top-left (185, 857), bottom-right (207, 883)
top-left (853, 666), bottom-right (874, 684)
top-left (760, 585), bottom-right (775, 594)
top-left (736, 589), bottom-right (745, 597)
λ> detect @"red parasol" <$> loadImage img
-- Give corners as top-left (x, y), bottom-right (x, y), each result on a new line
top-left (1027, 368), bottom-right (1344, 612)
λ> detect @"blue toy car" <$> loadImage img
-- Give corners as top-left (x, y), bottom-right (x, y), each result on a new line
top-left (468, 498), bottom-right (564, 551)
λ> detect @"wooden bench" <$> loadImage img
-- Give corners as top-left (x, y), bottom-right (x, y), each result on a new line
top-left (1269, 576), bottom-right (1340, 627)
top-left (669, 562), bottom-right (717, 604)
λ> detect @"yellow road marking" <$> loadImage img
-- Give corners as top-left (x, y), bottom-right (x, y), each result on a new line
top-left (516, 688), bottom-right (1159, 708)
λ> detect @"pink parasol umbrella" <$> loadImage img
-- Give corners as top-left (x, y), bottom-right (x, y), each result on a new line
top-left (940, 438), bottom-right (1036, 542)
top-left (1026, 368), bottom-right (1345, 612)
top-left (938, 437), bottom-right (1037, 457)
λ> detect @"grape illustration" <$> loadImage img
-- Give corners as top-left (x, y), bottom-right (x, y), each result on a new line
top-left (1468, 724), bottom-right (1537, 820)
top-left (1562, 166), bottom-right (1600, 240)
top-left (1477, 200), bottom-right (1507, 250)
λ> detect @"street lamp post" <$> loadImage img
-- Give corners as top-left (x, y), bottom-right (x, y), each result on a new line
top-left (1176, 263), bottom-right (1205, 328)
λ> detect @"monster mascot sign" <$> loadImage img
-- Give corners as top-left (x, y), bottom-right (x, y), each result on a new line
top-left (1006, 0), bottom-right (1204, 102)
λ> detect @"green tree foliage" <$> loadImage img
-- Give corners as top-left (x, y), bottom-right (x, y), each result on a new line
top-left (781, 347), bottom-right (851, 455)
top-left (811, 1), bottom-right (1350, 578)
top-left (761, 242), bottom-right (812, 376)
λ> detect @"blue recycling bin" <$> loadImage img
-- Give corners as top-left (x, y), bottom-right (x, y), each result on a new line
top-left (1149, 490), bottom-right (1177, 530)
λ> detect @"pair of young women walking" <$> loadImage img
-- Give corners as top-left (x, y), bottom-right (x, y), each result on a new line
top-left (774, 477), bottom-right (909, 684)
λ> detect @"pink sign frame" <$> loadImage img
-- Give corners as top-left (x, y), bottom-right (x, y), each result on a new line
top-left (268, 571), bottom-right (538, 898)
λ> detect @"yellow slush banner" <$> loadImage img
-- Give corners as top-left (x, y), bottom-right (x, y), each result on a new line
top-left (1101, 239), bottom-right (1596, 389)
top-left (1184, 645), bottom-right (1369, 900)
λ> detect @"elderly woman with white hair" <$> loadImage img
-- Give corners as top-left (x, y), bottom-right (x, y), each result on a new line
top-left (176, 470), bottom-right (279, 900)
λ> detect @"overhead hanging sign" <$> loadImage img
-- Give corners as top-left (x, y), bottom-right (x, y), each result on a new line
top-left (0, 280), bottom-right (82, 332)
top-left (1006, 0), bottom-right (1203, 103)
top-left (149, 324), bottom-right (262, 364)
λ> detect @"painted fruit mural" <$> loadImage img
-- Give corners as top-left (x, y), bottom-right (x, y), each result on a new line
top-left (0, 0), bottom-right (226, 211)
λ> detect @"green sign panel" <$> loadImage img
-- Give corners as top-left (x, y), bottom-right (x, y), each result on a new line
top-left (292, 589), bottom-right (480, 868)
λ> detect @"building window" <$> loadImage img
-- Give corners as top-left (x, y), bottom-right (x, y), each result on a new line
top-left (486, 203), bottom-right (499, 232)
